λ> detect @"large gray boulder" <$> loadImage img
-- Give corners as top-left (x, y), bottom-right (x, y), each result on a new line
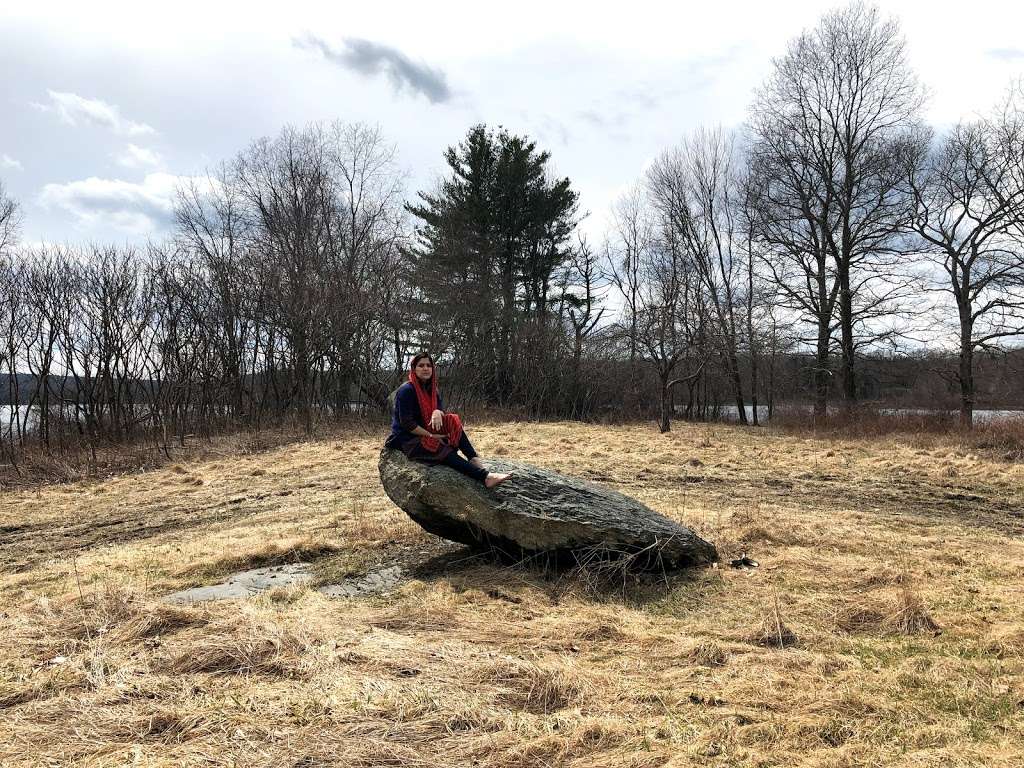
top-left (378, 448), bottom-right (717, 569)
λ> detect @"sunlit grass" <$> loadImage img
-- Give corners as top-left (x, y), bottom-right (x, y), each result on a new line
top-left (1, 421), bottom-right (1022, 766)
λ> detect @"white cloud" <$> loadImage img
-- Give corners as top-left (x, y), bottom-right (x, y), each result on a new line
top-left (988, 48), bottom-right (1024, 60)
top-left (116, 144), bottom-right (163, 169)
top-left (38, 172), bottom-right (188, 235)
top-left (9, 0), bottom-right (1024, 248)
top-left (1, 154), bottom-right (23, 171)
top-left (31, 90), bottom-right (156, 137)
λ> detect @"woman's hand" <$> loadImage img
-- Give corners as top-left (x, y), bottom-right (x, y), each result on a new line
top-left (430, 409), bottom-right (444, 431)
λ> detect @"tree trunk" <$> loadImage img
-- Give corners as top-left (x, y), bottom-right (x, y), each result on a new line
top-left (393, 329), bottom-right (403, 380)
top-left (727, 350), bottom-right (748, 425)
top-left (750, 357), bottom-right (759, 427)
top-left (814, 324), bottom-right (830, 426)
top-left (659, 375), bottom-right (671, 433)
top-left (958, 313), bottom-right (974, 429)
top-left (628, 328), bottom-right (642, 418)
top-left (748, 247), bottom-right (759, 427)
top-left (571, 331), bottom-right (583, 416)
top-left (498, 260), bottom-right (515, 404)
top-left (839, 266), bottom-right (856, 405)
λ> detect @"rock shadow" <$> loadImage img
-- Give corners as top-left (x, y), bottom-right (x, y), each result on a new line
top-left (404, 543), bottom-right (719, 607)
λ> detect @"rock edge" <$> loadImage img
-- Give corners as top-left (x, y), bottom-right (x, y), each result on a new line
top-left (378, 448), bottom-right (717, 569)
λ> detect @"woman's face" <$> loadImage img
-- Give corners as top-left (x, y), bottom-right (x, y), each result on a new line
top-left (414, 358), bottom-right (434, 382)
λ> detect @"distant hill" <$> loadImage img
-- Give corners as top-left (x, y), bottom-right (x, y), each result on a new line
top-left (2, 373), bottom-right (80, 406)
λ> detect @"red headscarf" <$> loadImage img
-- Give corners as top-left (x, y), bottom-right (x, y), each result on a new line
top-left (408, 365), bottom-right (463, 453)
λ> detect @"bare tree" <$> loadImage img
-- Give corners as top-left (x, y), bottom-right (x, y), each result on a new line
top-left (748, 114), bottom-right (840, 423)
top-left (905, 118), bottom-right (1024, 427)
top-left (749, 1), bottom-right (926, 417)
top-left (0, 253), bottom-right (23, 464)
top-left (559, 234), bottom-right (607, 417)
top-left (0, 181), bottom-right (22, 460)
top-left (326, 122), bottom-right (408, 409)
top-left (607, 187), bottom-right (706, 432)
top-left (737, 163), bottom-right (771, 425)
top-left (0, 181), bottom-right (20, 257)
top-left (639, 238), bottom-right (707, 433)
top-left (237, 126), bottom-right (336, 430)
top-left (648, 127), bottom-right (752, 425)
top-left (73, 245), bottom-right (156, 444)
top-left (606, 186), bottom-right (652, 416)
top-left (146, 243), bottom-right (226, 446)
top-left (175, 163), bottom-right (256, 421)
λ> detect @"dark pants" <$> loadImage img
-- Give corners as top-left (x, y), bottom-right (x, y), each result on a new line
top-left (443, 431), bottom-right (488, 483)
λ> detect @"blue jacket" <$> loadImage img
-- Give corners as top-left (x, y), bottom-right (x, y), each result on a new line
top-left (385, 381), bottom-right (444, 450)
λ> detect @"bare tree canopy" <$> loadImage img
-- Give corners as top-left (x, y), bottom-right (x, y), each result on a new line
top-left (0, 181), bottom-right (21, 257)
top-left (748, 0), bottom-right (926, 421)
top-left (905, 105), bottom-right (1024, 426)
top-left (647, 127), bottom-right (753, 425)
top-left (606, 183), bottom-right (707, 433)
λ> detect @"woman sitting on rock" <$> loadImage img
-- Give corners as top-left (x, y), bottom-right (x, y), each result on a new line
top-left (385, 352), bottom-right (512, 489)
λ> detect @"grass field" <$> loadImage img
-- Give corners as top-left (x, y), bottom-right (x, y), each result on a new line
top-left (1, 421), bottom-right (1023, 767)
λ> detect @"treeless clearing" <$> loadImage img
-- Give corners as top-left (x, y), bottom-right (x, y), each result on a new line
top-left (1, 422), bottom-right (1022, 767)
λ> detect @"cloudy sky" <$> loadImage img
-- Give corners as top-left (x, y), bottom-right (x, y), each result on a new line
top-left (2, 0), bottom-right (1023, 246)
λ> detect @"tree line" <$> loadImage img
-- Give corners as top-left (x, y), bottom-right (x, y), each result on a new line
top-left (2, 1), bottom-right (1024, 469)
top-left (603, 1), bottom-right (1024, 430)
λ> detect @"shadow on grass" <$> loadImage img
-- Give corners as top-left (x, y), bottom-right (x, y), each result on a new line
top-left (405, 544), bottom-right (721, 608)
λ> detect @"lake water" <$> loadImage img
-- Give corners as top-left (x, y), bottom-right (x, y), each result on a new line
top-left (682, 403), bottom-right (1023, 425)
top-left (2, 403), bottom-right (1021, 438)
top-left (702, 405), bottom-right (770, 423)
top-left (877, 407), bottom-right (1024, 424)
top-left (0, 405), bottom-right (33, 437)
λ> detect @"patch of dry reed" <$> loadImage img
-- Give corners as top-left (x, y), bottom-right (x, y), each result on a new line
top-left (474, 654), bottom-right (592, 714)
top-left (834, 587), bottom-right (942, 636)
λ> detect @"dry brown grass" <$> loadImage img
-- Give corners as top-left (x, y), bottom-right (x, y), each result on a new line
top-left (0, 415), bottom-right (381, 490)
top-left (773, 404), bottom-right (1024, 460)
top-left (1, 420), bottom-right (1023, 766)
top-left (835, 588), bottom-right (943, 637)
top-left (477, 654), bottom-right (593, 714)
